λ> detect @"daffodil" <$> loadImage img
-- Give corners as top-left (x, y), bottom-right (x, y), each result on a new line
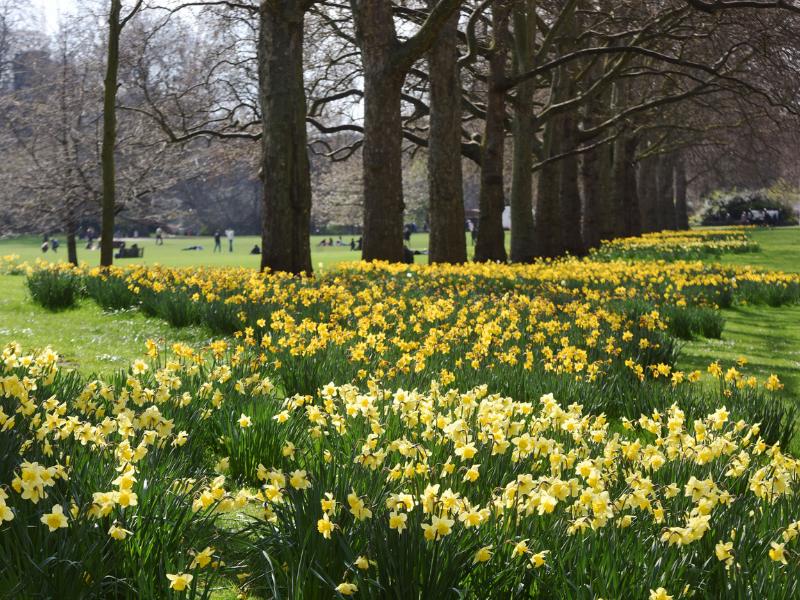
top-left (166, 572), bottom-right (193, 591)
top-left (40, 504), bottom-right (68, 532)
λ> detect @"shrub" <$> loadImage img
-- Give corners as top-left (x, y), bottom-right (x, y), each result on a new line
top-left (26, 268), bottom-right (81, 310)
top-left (700, 188), bottom-right (799, 226)
top-left (84, 274), bottom-right (137, 311)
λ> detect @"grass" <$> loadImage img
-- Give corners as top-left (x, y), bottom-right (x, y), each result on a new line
top-left (0, 274), bottom-right (213, 376)
top-left (679, 304), bottom-right (800, 393)
top-left (0, 233), bottom-right (455, 269)
top-left (677, 227), bottom-right (800, 451)
top-left (718, 226), bottom-right (800, 272)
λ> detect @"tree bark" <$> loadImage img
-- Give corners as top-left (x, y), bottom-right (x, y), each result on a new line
top-left (474, 2), bottom-right (510, 262)
top-left (100, 0), bottom-right (122, 268)
top-left (351, 0), bottom-right (461, 262)
top-left (611, 132), bottom-right (640, 237)
top-left (580, 89), bottom-right (612, 250)
top-left (509, 0), bottom-right (536, 263)
top-left (66, 220), bottom-right (78, 266)
top-left (559, 98), bottom-right (584, 255)
top-left (427, 6), bottom-right (466, 264)
top-left (259, 1), bottom-right (312, 275)
top-left (533, 116), bottom-right (562, 258)
top-left (622, 135), bottom-right (641, 236)
top-left (657, 152), bottom-right (676, 230)
top-left (674, 154), bottom-right (689, 230)
top-left (580, 145), bottom-right (602, 249)
top-left (637, 151), bottom-right (659, 233)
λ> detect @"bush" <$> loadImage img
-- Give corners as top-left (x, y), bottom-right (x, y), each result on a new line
top-left (665, 306), bottom-right (725, 340)
top-left (26, 268), bottom-right (81, 310)
top-left (84, 275), bottom-right (137, 311)
top-left (700, 188), bottom-right (799, 226)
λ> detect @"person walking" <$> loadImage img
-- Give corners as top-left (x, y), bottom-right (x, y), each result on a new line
top-left (213, 230), bottom-right (222, 253)
top-left (225, 229), bottom-right (234, 252)
top-left (155, 227), bottom-right (164, 245)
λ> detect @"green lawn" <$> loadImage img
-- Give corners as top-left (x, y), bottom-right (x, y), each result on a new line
top-left (678, 227), bottom-right (800, 429)
top-left (0, 233), bottom-right (442, 269)
top-left (719, 226), bottom-right (800, 272)
top-left (0, 274), bottom-right (213, 376)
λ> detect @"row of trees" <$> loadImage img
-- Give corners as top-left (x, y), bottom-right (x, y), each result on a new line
top-left (3, 1), bottom-right (800, 271)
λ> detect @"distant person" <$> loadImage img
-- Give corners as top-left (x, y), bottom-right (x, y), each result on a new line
top-left (133, 229), bottom-right (139, 238)
top-left (318, 238), bottom-right (328, 247)
top-left (356, 237), bottom-right (363, 251)
top-left (471, 221), bottom-right (478, 246)
top-left (155, 227), bottom-right (164, 245)
top-left (350, 238), bottom-right (355, 251)
top-left (402, 246), bottom-right (415, 264)
top-left (40, 240), bottom-right (49, 253)
top-left (50, 238), bottom-right (59, 252)
top-left (250, 244), bottom-right (261, 255)
top-left (182, 245), bottom-right (204, 251)
top-left (225, 229), bottom-right (235, 252)
top-left (403, 225), bottom-right (412, 242)
top-left (213, 230), bottom-right (222, 253)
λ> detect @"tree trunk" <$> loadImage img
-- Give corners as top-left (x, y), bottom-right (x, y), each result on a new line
top-left (657, 152), bottom-right (676, 230)
top-left (674, 154), bottom-right (689, 230)
top-left (555, 6), bottom-right (583, 255)
top-left (622, 135), bottom-right (641, 236)
top-left (352, 2), bottom-right (406, 262)
top-left (427, 6), bottom-right (466, 264)
top-left (637, 151), bottom-right (659, 233)
top-left (361, 71), bottom-right (405, 262)
top-left (581, 145), bottom-right (602, 249)
top-left (593, 143), bottom-right (616, 241)
top-left (534, 117), bottom-right (562, 258)
top-left (59, 36), bottom-right (78, 268)
top-left (611, 133), bottom-right (640, 237)
top-left (100, 0), bottom-right (122, 268)
top-left (259, 1), bottom-right (312, 275)
top-left (66, 224), bottom-right (78, 266)
top-left (351, 0), bottom-right (461, 262)
top-left (559, 112), bottom-right (584, 255)
top-left (580, 86), bottom-right (612, 250)
top-left (509, 0), bottom-right (536, 263)
top-left (474, 2), bottom-right (510, 263)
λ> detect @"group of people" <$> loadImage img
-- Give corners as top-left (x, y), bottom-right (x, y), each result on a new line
top-left (40, 235), bottom-right (59, 253)
top-left (317, 236), bottom-right (365, 251)
top-left (212, 229), bottom-right (236, 253)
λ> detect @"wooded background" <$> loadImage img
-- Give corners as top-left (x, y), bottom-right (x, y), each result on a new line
top-left (1, 0), bottom-right (799, 271)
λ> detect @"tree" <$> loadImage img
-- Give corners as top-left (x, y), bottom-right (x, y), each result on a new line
top-left (259, 0), bottom-right (314, 274)
top-left (349, 0), bottom-right (462, 262)
top-left (100, 0), bottom-right (144, 267)
top-left (426, 1), bottom-right (466, 264)
top-left (474, 0), bottom-right (510, 263)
